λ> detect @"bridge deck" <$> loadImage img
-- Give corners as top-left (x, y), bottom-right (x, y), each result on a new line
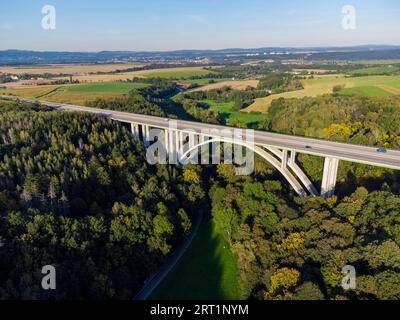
top-left (6, 97), bottom-right (400, 170)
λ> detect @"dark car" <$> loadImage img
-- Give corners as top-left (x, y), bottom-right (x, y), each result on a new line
top-left (305, 145), bottom-right (312, 149)
top-left (377, 147), bottom-right (387, 153)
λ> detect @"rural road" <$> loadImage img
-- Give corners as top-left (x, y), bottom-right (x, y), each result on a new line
top-left (134, 212), bottom-right (203, 300)
top-left (2, 96), bottom-right (400, 170)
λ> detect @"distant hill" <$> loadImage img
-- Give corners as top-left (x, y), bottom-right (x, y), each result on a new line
top-left (1, 45), bottom-right (400, 65)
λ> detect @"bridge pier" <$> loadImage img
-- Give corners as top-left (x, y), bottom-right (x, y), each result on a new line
top-left (179, 131), bottom-right (184, 156)
top-left (199, 135), bottom-right (211, 164)
top-left (131, 123), bottom-right (140, 140)
top-left (130, 123), bottom-right (337, 198)
top-left (171, 130), bottom-right (179, 163)
top-left (168, 129), bottom-right (174, 160)
top-left (189, 133), bottom-right (196, 149)
top-left (321, 157), bottom-right (339, 198)
top-left (175, 131), bottom-right (180, 158)
top-left (140, 124), bottom-right (150, 147)
top-left (164, 128), bottom-right (169, 154)
top-left (281, 150), bottom-right (288, 170)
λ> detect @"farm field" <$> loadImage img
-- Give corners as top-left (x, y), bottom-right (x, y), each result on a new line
top-left (189, 79), bottom-right (260, 92)
top-left (339, 86), bottom-right (394, 97)
top-left (150, 219), bottom-right (241, 300)
top-left (55, 66), bottom-right (218, 83)
top-left (130, 66), bottom-right (217, 78)
top-left (65, 81), bottom-right (149, 93)
top-left (353, 59), bottom-right (400, 65)
top-left (245, 75), bottom-right (400, 113)
top-left (0, 63), bottom-right (144, 75)
top-left (291, 68), bottom-right (333, 74)
top-left (179, 78), bottom-right (231, 87)
top-left (203, 99), bottom-right (269, 125)
top-left (350, 66), bottom-right (400, 75)
top-left (0, 81), bottom-right (149, 105)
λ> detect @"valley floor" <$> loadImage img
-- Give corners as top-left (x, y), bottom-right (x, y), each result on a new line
top-left (150, 218), bottom-right (241, 300)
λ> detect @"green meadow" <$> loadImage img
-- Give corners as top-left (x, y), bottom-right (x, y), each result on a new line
top-left (203, 99), bottom-right (270, 125)
top-left (150, 219), bottom-right (241, 300)
top-left (65, 81), bottom-right (149, 93)
top-left (350, 66), bottom-right (400, 76)
top-left (339, 86), bottom-right (394, 97)
top-left (135, 67), bottom-right (217, 79)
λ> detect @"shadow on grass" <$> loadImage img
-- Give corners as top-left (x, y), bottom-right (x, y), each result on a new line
top-left (149, 217), bottom-right (241, 300)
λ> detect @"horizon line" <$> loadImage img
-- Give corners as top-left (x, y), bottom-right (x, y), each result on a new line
top-left (2, 43), bottom-right (400, 54)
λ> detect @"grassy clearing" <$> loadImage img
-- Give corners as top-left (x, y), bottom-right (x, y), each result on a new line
top-left (0, 81), bottom-right (149, 105)
top-left (150, 218), bottom-right (241, 300)
top-left (353, 59), bottom-right (400, 65)
top-left (132, 67), bottom-right (217, 79)
top-left (245, 75), bottom-right (400, 113)
top-left (65, 82), bottom-right (149, 93)
top-left (339, 86), bottom-right (393, 97)
top-left (190, 80), bottom-right (260, 92)
top-left (350, 66), bottom-right (400, 75)
top-left (204, 100), bottom-right (269, 125)
top-left (0, 86), bottom-right (60, 99)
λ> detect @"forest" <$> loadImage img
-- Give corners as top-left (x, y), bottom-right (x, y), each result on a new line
top-left (0, 100), bottom-right (205, 299)
top-left (266, 95), bottom-right (400, 149)
top-left (1, 87), bottom-right (400, 300)
top-left (210, 162), bottom-right (400, 300)
top-left (203, 93), bottom-right (400, 300)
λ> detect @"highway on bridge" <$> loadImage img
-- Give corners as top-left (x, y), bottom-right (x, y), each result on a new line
top-left (4, 97), bottom-right (400, 171)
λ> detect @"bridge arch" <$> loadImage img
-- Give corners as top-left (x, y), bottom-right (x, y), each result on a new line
top-left (179, 137), bottom-right (312, 197)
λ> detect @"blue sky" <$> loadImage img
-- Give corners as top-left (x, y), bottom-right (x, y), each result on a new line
top-left (0, 0), bottom-right (399, 51)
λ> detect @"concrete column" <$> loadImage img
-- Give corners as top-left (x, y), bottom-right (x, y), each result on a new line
top-left (169, 130), bottom-right (174, 154)
top-left (281, 149), bottom-right (288, 170)
top-left (189, 133), bottom-right (195, 149)
top-left (146, 126), bottom-right (150, 145)
top-left (169, 130), bottom-right (177, 163)
top-left (321, 157), bottom-right (339, 198)
top-left (289, 150), bottom-right (296, 165)
top-left (179, 131), bottom-right (184, 157)
top-left (141, 125), bottom-right (145, 143)
top-left (141, 125), bottom-right (148, 146)
top-left (131, 123), bottom-right (140, 140)
top-left (164, 129), bottom-right (169, 156)
top-left (199, 135), bottom-right (209, 164)
top-left (175, 131), bottom-right (180, 158)
top-left (188, 133), bottom-right (198, 163)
